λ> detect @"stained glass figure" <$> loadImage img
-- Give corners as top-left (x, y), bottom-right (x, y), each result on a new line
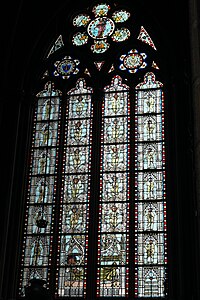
top-left (54, 56), bottom-right (80, 79)
top-left (88, 17), bottom-right (115, 39)
top-left (19, 82), bottom-right (62, 296)
top-left (120, 49), bottom-right (147, 73)
top-left (56, 78), bottom-right (93, 297)
top-left (47, 35), bottom-right (64, 58)
top-left (134, 72), bottom-right (167, 297)
top-left (138, 26), bottom-right (157, 50)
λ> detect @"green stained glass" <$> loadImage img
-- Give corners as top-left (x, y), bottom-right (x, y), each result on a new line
top-left (111, 27), bottom-right (130, 42)
top-left (72, 32), bottom-right (88, 46)
top-left (73, 14), bottom-right (91, 27)
top-left (92, 3), bottom-right (110, 17)
top-left (112, 10), bottom-right (130, 23)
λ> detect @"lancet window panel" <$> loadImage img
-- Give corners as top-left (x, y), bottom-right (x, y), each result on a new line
top-left (97, 76), bottom-right (130, 297)
top-left (56, 79), bottom-right (93, 297)
top-left (134, 73), bottom-right (167, 298)
top-left (19, 82), bottom-right (62, 296)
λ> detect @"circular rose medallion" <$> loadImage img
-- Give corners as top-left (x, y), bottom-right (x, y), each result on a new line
top-left (57, 59), bottom-right (76, 75)
top-left (87, 17), bottom-right (115, 39)
top-left (123, 53), bottom-right (143, 69)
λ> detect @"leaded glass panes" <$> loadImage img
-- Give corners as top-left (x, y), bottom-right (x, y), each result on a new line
top-left (97, 76), bottom-right (130, 297)
top-left (19, 82), bottom-right (62, 296)
top-left (56, 78), bottom-right (93, 297)
top-left (134, 72), bottom-right (167, 298)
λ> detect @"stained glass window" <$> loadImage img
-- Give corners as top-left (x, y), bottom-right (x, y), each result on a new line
top-left (134, 73), bottom-right (167, 297)
top-left (56, 79), bottom-right (93, 297)
top-left (19, 82), bottom-right (62, 296)
top-left (19, 2), bottom-right (169, 299)
top-left (97, 76), bottom-right (130, 297)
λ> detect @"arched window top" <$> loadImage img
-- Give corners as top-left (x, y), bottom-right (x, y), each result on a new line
top-left (36, 82), bottom-right (62, 97)
top-left (136, 72), bottom-right (163, 89)
top-left (67, 78), bottom-right (93, 95)
top-left (104, 75), bottom-right (129, 92)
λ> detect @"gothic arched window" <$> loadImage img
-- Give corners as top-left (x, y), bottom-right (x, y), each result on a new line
top-left (18, 2), bottom-right (168, 298)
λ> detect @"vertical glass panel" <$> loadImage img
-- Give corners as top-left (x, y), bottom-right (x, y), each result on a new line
top-left (57, 79), bottom-right (93, 297)
top-left (97, 76), bottom-right (130, 297)
top-left (134, 73), bottom-right (167, 298)
top-left (19, 82), bottom-right (62, 296)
